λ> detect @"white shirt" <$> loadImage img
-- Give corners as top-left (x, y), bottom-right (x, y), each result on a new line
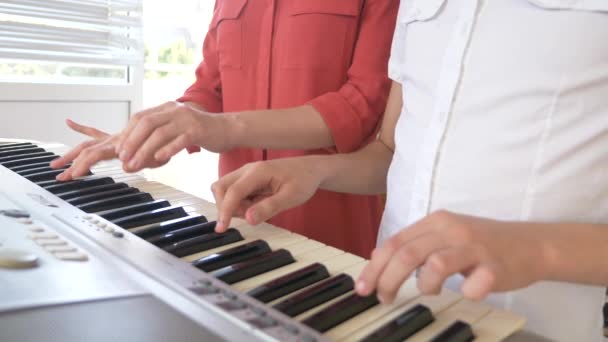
top-left (380, 0), bottom-right (608, 341)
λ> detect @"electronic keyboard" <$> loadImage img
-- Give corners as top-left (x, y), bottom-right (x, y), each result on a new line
top-left (0, 139), bottom-right (531, 342)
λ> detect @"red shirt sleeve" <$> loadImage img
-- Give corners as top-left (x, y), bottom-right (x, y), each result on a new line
top-left (178, 5), bottom-right (224, 154)
top-left (309, 0), bottom-right (398, 153)
top-left (177, 6), bottom-right (223, 114)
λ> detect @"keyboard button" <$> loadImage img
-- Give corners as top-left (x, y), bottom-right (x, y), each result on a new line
top-left (0, 248), bottom-right (39, 269)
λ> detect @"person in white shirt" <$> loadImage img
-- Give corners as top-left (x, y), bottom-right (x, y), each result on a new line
top-left (211, 1), bottom-right (608, 341)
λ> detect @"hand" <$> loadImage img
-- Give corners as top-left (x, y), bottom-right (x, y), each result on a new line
top-left (356, 211), bottom-right (551, 303)
top-left (50, 119), bottom-right (114, 180)
top-left (53, 134), bottom-right (122, 181)
top-left (51, 119), bottom-right (168, 180)
top-left (115, 101), bottom-right (233, 173)
top-left (211, 157), bottom-right (325, 233)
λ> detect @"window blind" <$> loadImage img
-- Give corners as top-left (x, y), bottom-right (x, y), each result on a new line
top-left (0, 0), bottom-right (143, 66)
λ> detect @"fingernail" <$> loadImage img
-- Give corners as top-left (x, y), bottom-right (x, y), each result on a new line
top-left (128, 159), bottom-right (138, 170)
top-left (247, 210), bottom-right (258, 224)
top-left (119, 150), bottom-right (127, 161)
top-left (356, 280), bottom-right (367, 294)
top-left (217, 218), bottom-right (225, 228)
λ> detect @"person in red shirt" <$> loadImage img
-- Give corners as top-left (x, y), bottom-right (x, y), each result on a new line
top-left (51, 0), bottom-right (398, 258)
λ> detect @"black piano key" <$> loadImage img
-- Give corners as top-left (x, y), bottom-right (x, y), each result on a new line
top-left (212, 249), bottom-right (296, 285)
top-left (0, 142), bottom-right (36, 151)
top-left (147, 221), bottom-right (217, 246)
top-left (26, 168), bottom-right (87, 182)
top-left (42, 177), bottom-right (115, 194)
top-left (247, 262), bottom-right (330, 303)
top-left (18, 165), bottom-right (68, 177)
top-left (1, 154), bottom-right (58, 168)
top-left (1, 155), bottom-right (59, 170)
top-left (130, 215), bottom-right (208, 238)
top-left (302, 293), bottom-right (380, 333)
top-left (97, 199), bottom-right (171, 220)
top-left (77, 192), bottom-right (154, 213)
top-left (361, 304), bottom-right (435, 342)
top-left (429, 320), bottom-right (475, 342)
top-left (193, 240), bottom-right (271, 272)
top-left (0, 147), bottom-right (45, 158)
top-left (163, 228), bottom-right (243, 257)
top-left (56, 183), bottom-right (129, 200)
top-left (67, 187), bottom-right (139, 206)
top-left (604, 302), bottom-right (608, 337)
top-left (0, 151), bottom-right (55, 164)
top-left (112, 205), bottom-right (188, 229)
top-left (11, 161), bottom-right (68, 173)
top-left (273, 274), bottom-right (354, 317)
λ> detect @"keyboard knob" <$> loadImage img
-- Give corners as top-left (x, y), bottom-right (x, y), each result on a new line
top-left (0, 248), bottom-right (39, 269)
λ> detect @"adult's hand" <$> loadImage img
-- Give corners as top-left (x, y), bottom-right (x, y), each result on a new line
top-left (50, 119), bottom-right (115, 180)
top-left (51, 119), bottom-right (168, 180)
top-left (211, 157), bottom-right (326, 233)
top-left (115, 101), bottom-right (233, 173)
top-left (356, 211), bottom-right (552, 303)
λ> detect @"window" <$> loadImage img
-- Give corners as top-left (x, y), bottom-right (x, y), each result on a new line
top-left (141, 0), bottom-right (217, 202)
top-left (142, 0), bottom-right (212, 106)
top-left (0, 0), bottom-right (143, 84)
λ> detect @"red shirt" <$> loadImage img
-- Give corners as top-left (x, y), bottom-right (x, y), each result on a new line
top-left (179, 0), bottom-right (398, 258)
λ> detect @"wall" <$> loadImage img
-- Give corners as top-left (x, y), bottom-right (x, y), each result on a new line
top-left (0, 69), bottom-right (142, 146)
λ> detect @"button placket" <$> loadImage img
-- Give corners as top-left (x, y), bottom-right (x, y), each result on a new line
top-left (407, 0), bottom-right (481, 224)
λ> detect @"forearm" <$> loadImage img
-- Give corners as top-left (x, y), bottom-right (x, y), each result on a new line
top-left (303, 140), bottom-right (392, 195)
top-left (227, 105), bottom-right (334, 150)
top-left (541, 222), bottom-right (608, 285)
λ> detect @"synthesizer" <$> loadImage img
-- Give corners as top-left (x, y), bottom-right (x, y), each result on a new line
top-left (0, 140), bottom-right (529, 342)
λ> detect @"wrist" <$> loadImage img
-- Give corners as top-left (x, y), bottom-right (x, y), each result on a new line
top-left (534, 225), bottom-right (561, 282)
top-left (222, 112), bottom-right (247, 150)
top-left (311, 154), bottom-right (342, 190)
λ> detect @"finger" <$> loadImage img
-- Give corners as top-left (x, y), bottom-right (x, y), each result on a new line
top-left (243, 185), bottom-right (303, 225)
top-left (416, 246), bottom-right (479, 295)
top-left (212, 167), bottom-right (247, 211)
top-left (355, 225), bottom-right (430, 297)
top-left (374, 233), bottom-right (447, 303)
top-left (216, 172), bottom-right (272, 233)
top-left (125, 122), bottom-right (177, 172)
top-left (51, 140), bottom-right (96, 170)
top-left (68, 142), bottom-right (117, 179)
top-left (66, 119), bottom-right (108, 139)
top-left (154, 134), bottom-right (190, 162)
top-left (461, 264), bottom-right (497, 301)
top-left (116, 102), bottom-right (173, 154)
top-left (120, 112), bottom-right (172, 163)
